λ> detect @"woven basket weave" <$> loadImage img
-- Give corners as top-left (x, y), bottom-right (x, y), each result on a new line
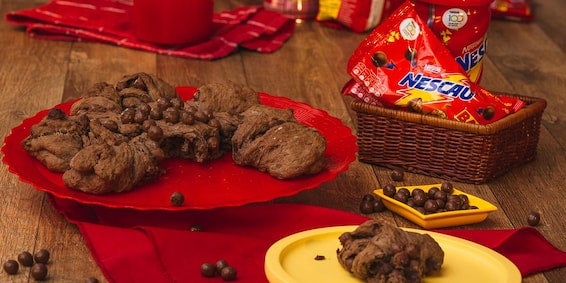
top-left (352, 93), bottom-right (547, 184)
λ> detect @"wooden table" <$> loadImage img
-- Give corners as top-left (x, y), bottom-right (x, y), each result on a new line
top-left (1, 0), bottom-right (565, 282)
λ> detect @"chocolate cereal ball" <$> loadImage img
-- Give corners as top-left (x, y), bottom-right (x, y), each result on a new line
top-left (3, 259), bottom-right (19, 275)
top-left (18, 251), bottom-right (34, 267)
top-left (31, 263), bottom-right (48, 281)
top-left (34, 249), bottom-right (50, 264)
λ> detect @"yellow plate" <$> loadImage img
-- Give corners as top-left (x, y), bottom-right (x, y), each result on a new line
top-left (265, 225), bottom-right (521, 283)
top-left (374, 184), bottom-right (498, 229)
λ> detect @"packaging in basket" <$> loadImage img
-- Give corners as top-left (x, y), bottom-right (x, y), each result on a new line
top-left (412, 0), bottom-right (493, 83)
top-left (343, 1), bottom-right (525, 125)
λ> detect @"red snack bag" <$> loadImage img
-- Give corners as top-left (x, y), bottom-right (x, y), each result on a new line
top-left (412, 0), bottom-right (493, 83)
top-left (490, 0), bottom-right (534, 22)
top-left (316, 0), bottom-right (404, 32)
top-left (342, 79), bottom-right (384, 106)
top-left (344, 1), bottom-right (525, 125)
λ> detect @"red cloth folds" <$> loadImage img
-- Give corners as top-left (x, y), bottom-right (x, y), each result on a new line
top-left (65, 200), bottom-right (368, 283)
top-left (78, 223), bottom-right (173, 282)
top-left (50, 196), bottom-right (566, 281)
top-left (436, 228), bottom-right (566, 277)
top-left (5, 0), bottom-right (294, 60)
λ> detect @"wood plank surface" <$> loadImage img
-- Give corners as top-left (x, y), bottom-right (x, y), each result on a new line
top-left (1, 0), bottom-right (565, 282)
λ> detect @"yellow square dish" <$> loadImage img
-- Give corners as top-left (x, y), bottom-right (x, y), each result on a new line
top-left (374, 184), bottom-right (498, 229)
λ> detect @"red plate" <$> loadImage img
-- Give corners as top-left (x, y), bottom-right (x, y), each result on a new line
top-left (2, 87), bottom-right (357, 211)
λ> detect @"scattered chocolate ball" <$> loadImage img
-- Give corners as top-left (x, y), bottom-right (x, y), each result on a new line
top-left (527, 211), bottom-right (541, 226)
top-left (170, 191), bottom-right (185, 206)
top-left (359, 199), bottom-right (375, 214)
top-left (215, 260), bottom-right (229, 272)
top-left (17, 251), bottom-right (34, 267)
top-left (189, 224), bottom-right (202, 232)
top-left (200, 262), bottom-right (216, 278)
top-left (314, 255), bottom-right (326, 260)
top-left (85, 277), bottom-right (100, 283)
top-left (220, 266), bottom-right (237, 281)
top-left (201, 260), bottom-right (238, 281)
top-left (34, 249), bottom-right (50, 264)
top-left (3, 259), bottom-right (19, 275)
top-left (362, 193), bottom-right (376, 203)
top-left (31, 263), bottom-right (48, 281)
top-left (373, 197), bottom-right (386, 212)
top-left (360, 193), bottom-right (386, 214)
top-left (390, 169), bottom-right (404, 181)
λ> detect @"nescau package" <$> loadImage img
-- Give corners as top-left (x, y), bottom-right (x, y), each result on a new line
top-left (344, 1), bottom-right (525, 125)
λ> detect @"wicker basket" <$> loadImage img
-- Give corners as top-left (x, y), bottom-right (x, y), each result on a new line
top-left (352, 93), bottom-right (547, 184)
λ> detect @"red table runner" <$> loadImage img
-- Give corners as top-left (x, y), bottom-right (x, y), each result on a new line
top-left (49, 196), bottom-right (566, 282)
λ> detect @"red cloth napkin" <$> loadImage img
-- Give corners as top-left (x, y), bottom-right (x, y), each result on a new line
top-left (5, 0), bottom-right (294, 60)
top-left (436, 228), bottom-right (566, 277)
top-left (48, 197), bottom-right (566, 282)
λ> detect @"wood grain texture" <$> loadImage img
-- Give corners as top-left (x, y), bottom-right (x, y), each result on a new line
top-left (0, 0), bottom-right (564, 282)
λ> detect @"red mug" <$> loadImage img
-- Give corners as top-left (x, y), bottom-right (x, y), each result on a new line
top-left (134, 0), bottom-right (214, 46)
